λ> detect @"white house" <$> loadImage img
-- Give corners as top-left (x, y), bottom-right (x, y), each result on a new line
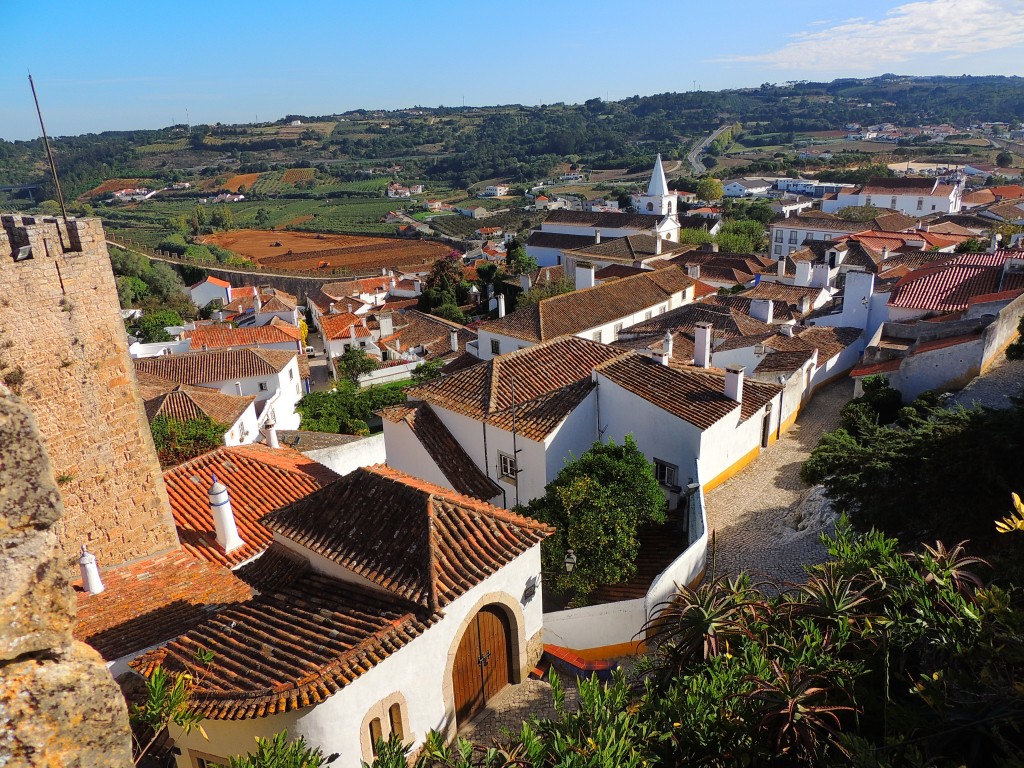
top-left (723, 179), bottom-right (773, 198)
top-left (135, 348), bottom-right (305, 431)
top-left (223, 287), bottom-right (301, 327)
top-left (482, 185), bottom-right (510, 197)
top-left (189, 276), bottom-right (233, 308)
top-left (183, 317), bottom-right (304, 355)
top-left (321, 312), bottom-right (384, 370)
top-left (133, 465), bottom-right (552, 768)
top-left (473, 265), bottom-right (695, 360)
top-left (821, 177), bottom-right (962, 216)
top-left (137, 373), bottom-right (260, 447)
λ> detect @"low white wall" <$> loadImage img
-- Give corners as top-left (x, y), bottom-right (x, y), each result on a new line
top-left (542, 598), bottom-right (647, 650)
top-left (128, 339), bottom-right (192, 358)
top-left (358, 360), bottom-right (422, 387)
top-left (306, 433), bottom-right (386, 476)
top-left (645, 486), bottom-right (708, 617)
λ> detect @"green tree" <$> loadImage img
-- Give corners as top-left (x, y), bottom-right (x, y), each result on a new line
top-left (229, 730), bottom-right (337, 768)
top-left (410, 359), bottom-right (444, 385)
top-left (430, 303), bottom-right (468, 324)
top-left (116, 275), bottom-right (150, 308)
top-left (335, 347), bottom-right (379, 382)
top-left (254, 207), bottom-right (272, 228)
top-left (956, 237), bottom-right (987, 253)
top-left (526, 435), bottom-right (666, 605)
top-left (211, 204), bottom-right (234, 230)
top-left (695, 177), bottom-right (724, 202)
top-left (996, 150), bottom-right (1013, 168)
top-left (517, 276), bottom-right (574, 307)
top-left (135, 309), bottom-right (183, 343)
top-left (150, 414), bottom-right (227, 467)
top-left (505, 237), bottom-right (538, 276)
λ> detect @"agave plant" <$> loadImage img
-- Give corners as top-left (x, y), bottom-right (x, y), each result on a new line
top-left (910, 539), bottom-right (987, 602)
top-left (790, 564), bottom-right (874, 636)
top-left (744, 661), bottom-right (857, 765)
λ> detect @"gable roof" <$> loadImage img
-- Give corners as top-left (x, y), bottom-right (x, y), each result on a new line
top-left (566, 234), bottom-right (693, 263)
top-left (75, 549), bottom-right (252, 662)
top-left (858, 177), bottom-right (939, 195)
top-left (619, 300), bottom-right (774, 342)
top-left (320, 312), bottom-right (372, 340)
top-left (378, 402), bottom-right (501, 501)
top-left (407, 336), bottom-right (626, 439)
top-left (140, 380), bottom-right (255, 426)
top-left (262, 465), bottom-right (552, 610)
top-left (163, 444), bottom-right (340, 568)
top-left (889, 251), bottom-right (1022, 312)
top-left (479, 266), bottom-right (693, 342)
top-left (525, 231), bottom-right (598, 251)
top-left (542, 210), bottom-right (663, 230)
top-left (184, 318), bottom-right (302, 350)
top-left (597, 353), bottom-right (781, 428)
top-left (135, 348), bottom-right (297, 385)
top-left (378, 310), bottom-right (476, 360)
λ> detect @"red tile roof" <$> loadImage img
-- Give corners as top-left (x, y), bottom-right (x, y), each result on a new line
top-left (480, 266), bottom-right (694, 342)
top-left (163, 445), bottom-right (339, 568)
top-left (912, 332), bottom-right (982, 355)
top-left (140, 381), bottom-right (255, 426)
top-left (407, 336), bottom-right (626, 440)
top-left (888, 252), bottom-right (1017, 312)
top-left (262, 465), bottom-right (552, 610)
top-left (192, 276), bottom-right (231, 289)
top-left (850, 359), bottom-right (902, 377)
top-left (135, 348), bottom-right (297, 385)
top-left (185, 319), bottom-right (302, 351)
top-left (74, 549), bottom-right (252, 662)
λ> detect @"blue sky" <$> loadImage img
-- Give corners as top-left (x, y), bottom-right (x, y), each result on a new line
top-left (3, 0), bottom-right (1023, 140)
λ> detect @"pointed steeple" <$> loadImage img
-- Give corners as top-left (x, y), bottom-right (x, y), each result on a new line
top-left (647, 153), bottom-right (669, 197)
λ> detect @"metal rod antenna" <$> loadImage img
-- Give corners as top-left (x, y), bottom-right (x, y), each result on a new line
top-left (28, 74), bottom-right (69, 228)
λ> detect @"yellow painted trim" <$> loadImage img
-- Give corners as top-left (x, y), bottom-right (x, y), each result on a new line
top-left (982, 330), bottom-right (1020, 373)
top-left (703, 444), bottom-right (762, 493)
top-left (778, 408), bottom-right (800, 435)
top-left (561, 641), bottom-right (645, 661)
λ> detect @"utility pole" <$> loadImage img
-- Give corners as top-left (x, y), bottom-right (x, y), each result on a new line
top-left (28, 74), bottom-right (69, 228)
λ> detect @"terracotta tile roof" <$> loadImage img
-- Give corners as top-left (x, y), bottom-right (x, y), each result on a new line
top-left (224, 287), bottom-right (297, 315)
top-left (692, 279), bottom-right (718, 297)
top-left (163, 445), bottom-right (340, 568)
top-left (380, 310), bottom-right (476, 360)
top-left (135, 348), bottom-right (298, 385)
top-left (480, 266), bottom-right (694, 342)
top-left (407, 336), bottom-right (625, 439)
top-left (543, 210), bottom-right (663, 230)
top-left (612, 330), bottom-right (695, 365)
top-left (132, 569), bottom-right (435, 720)
top-left (754, 348), bottom-right (816, 374)
top-left (985, 199), bottom-right (1024, 222)
top-left (141, 382), bottom-right (255, 426)
top-left (597, 353), bottom-right (781, 428)
top-left (704, 294), bottom-right (800, 324)
top-left (566, 234), bottom-right (693, 263)
top-left (620, 301), bottom-right (774, 342)
top-left (185, 319), bottom-right (302, 351)
top-left (232, 541), bottom-right (310, 593)
top-left (441, 351), bottom-right (485, 374)
top-left (912, 332), bottom-right (983, 355)
top-left (275, 430), bottom-right (366, 451)
top-left (595, 264), bottom-right (650, 280)
top-left (859, 177), bottom-right (939, 195)
top-left (320, 312), bottom-right (372, 340)
top-left (525, 231), bottom-right (600, 251)
top-left (379, 402), bottom-right (501, 500)
top-left (75, 549), bottom-right (252, 662)
top-left (851, 359), bottom-right (902, 377)
top-left (795, 326), bottom-right (862, 361)
top-left (193, 276), bottom-right (230, 289)
top-left (262, 465), bottom-right (552, 610)
top-left (872, 212), bottom-right (920, 232)
top-left (888, 252), bottom-right (1013, 312)
top-left (771, 213), bottom-right (857, 232)
top-left (740, 282), bottom-right (826, 307)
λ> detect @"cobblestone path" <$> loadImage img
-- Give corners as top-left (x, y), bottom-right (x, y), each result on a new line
top-left (459, 679), bottom-right (578, 745)
top-left (704, 379), bottom-right (854, 586)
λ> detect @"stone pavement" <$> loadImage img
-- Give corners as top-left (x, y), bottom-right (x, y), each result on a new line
top-left (459, 678), bottom-right (579, 745)
top-left (704, 379), bottom-right (854, 586)
top-left (949, 355), bottom-right (1024, 411)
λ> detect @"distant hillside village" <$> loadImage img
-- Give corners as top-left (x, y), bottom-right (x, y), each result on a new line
top-left (5, 92), bottom-right (1024, 767)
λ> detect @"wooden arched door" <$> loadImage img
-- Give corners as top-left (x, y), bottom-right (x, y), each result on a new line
top-left (452, 606), bottom-right (512, 727)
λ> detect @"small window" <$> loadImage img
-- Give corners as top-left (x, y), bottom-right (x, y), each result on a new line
top-left (499, 452), bottom-right (517, 480)
top-left (359, 341), bottom-right (367, 347)
top-left (774, 230), bottom-right (783, 242)
top-left (591, 330), bottom-right (603, 343)
top-left (916, 197), bottom-right (924, 210)
top-left (613, 322), bottom-right (623, 338)
top-left (369, 718), bottom-right (383, 756)
top-left (258, 382), bottom-right (269, 392)
top-left (296, 384), bottom-right (301, 396)
top-left (774, 244), bottom-right (782, 255)
top-left (646, 202), bottom-right (654, 211)
top-left (865, 196), bottom-right (872, 207)
top-left (891, 197), bottom-right (897, 209)
top-left (931, 205), bottom-right (936, 210)
top-left (289, 368), bottom-right (294, 381)
top-left (788, 231), bottom-right (797, 244)
top-left (654, 459), bottom-right (678, 488)
top-left (490, 339), bottom-right (500, 356)
top-left (191, 753), bottom-right (229, 768)
top-left (389, 703), bottom-right (405, 742)
top-left (644, 311), bottom-right (653, 320)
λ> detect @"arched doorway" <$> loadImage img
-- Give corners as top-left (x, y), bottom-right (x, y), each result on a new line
top-left (451, 605), bottom-right (512, 726)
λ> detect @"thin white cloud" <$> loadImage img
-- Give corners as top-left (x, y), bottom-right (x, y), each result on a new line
top-left (717, 0), bottom-right (1024, 69)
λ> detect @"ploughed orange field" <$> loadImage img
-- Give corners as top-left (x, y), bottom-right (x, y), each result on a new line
top-left (200, 229), bottom-right (450, 274)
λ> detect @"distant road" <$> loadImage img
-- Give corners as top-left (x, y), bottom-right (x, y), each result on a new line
top-left (687, 125), bottom-right (730, 175)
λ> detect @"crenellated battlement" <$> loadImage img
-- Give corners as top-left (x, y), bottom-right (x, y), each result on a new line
top-left (0, 214), bottom-right (107, 259)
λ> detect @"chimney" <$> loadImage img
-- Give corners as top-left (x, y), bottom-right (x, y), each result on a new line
top-left (497, 293), bottom-right (506, 318)
top-left (413, 278), bottom-right (422, 293)
top-left (234, 381), bottom-right (243, 395)
top-left (215, 309), bottom-right (225, 322)
top-left (685, 263), bottom-right (701, 280)
top-left (381, 267), bottom-right (387, 276)
top-left (348, 323), bottom-right (356, 342)
top-left (329, 302), bottom-right (336, 314)
top-left (595, 229), bottom-right (602, 244)
top-left (725, 366), bottom-right (744, 403)
top-left (254, 292), bottom-right (262, 313)
top-left (265, 419), bottom-right (280, 449)
top-left (780, 324), bottom-right (796, 337)
top-left (701, 242), bottom-right (719, 253)
top-left (655, 236), bottom-right (663, 255)
top-left (989, 233), bottom-right (1002, 253)
top-left (881, 246), bottom-right (890, 261)
top-left (209, 474), bottom-right (244, 553)
top-left (795, 260), bottom-right (812, 287)
top-left (776, 258), bottom-right (786, 278)
top-left (390, 277), bottom-right (397, 289)
top-left (378, 310), bottom-right (394, 338)
top-left (694, 322), bottom-right (712, 368)
top-left (656, 330), bottom-right (673, 365)
top-left (575, 261), bottom-right (595, 290)
top-left (78, 545), bottom-right (104, 595)
top-left (450, 329), bottom-right (459, 352)
top-left (519, 272), bottom-right (531, 291)
top-left (750, 299), bottom-right (774, 324)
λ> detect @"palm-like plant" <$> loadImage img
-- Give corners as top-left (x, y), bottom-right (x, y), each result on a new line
top-left (745, 661), bottom-right (857, 765)
top-left (790, 565), bottom-right (873, 636)
top-left (910, 539), bottom-right (987, 602)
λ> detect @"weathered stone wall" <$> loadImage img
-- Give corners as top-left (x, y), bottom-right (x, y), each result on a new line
top-left (0, 384), bottom-right (133, 767)
top-left (0, 215), bottom-right (178, 570)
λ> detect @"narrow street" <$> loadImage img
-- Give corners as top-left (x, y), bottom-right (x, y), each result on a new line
top-left (704, 379), bottom-right (853, 585)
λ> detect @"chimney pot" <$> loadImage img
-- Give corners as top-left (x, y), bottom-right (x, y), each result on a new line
top-left (655, 236), bottom-right (663, 255)
top-left (79, 545), bottom-right (105, 595)
top-left (725, 366), bottom-right (744, 403)
top-left (595, 229), bottom-right (602, 244)
top-left (210, 473), bottom-right (245, 553)
top-left (497, 293), bottom-right (506, 318)
top-left (450, 329), bottom-right (459, 353)
top-left (265, 420), bottom-right (280, 449)
top-left (659, 330), bottom-right (673, 365)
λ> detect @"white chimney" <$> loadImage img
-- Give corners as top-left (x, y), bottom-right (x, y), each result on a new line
top-left (595, 229), bottom-right (602, 244)
top-left (656, 331), bottom-right (673, 365)
top-left (694, 322), bottom-right (712, 368)
top-left (519, 273), bottom-right (531, 291)
top-left (264, 414), bottom-right (280, 449)
top-left (776, 258), bottom-right (786, 278)
top-left (686, 264), bottom-right (701, 280)
top-left (234, 381), bottom-right (242, 395)
top-left (575, 262), bottom-right (595, 290)
top-left (780, 324), bottom-right (796, 337)
top-left (78, 545), bottom-right (104, 595)
top-left (725, 366), bottom-right (744, 403)
top-left (750, 299), bottom-right (774, 324)
top-left (450, 329), bottom-right (459, 352)
top-left (497, 293), bottom-right (506, 318)
top-left (655, 236), bottom-right (663, 255)
top-left (390, 277), bottom-right (397, 289)
top-left (348, 323), bottom-right (356, 342)
top-left (215, 310), bottom-right (225, 322)
top-left (378, 311), bottom-right (394, 338)
top-left (989, 233), bottom-right (1003, 253)
top-left (209, 474), bottom-right (244, 553)
top-left (329, 302), bottom-right (336, 314)
top-left (795, 260), bottom-right (812, 287)
top-left (881, 246), bottom-right (890, 261)
top-left (254, 292), bottom-right (263, 313)
top-left (413, 278), bottom-right (422, 293)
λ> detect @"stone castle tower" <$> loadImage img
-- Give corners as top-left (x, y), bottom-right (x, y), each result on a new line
top-left (0, 214), bottom-right (179, 569)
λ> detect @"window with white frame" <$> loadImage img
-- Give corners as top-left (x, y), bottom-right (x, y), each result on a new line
top-left (654, 459), bottom-right (678, 488)
top-left (499, 452), bottom-right (517, 480)
top-left (916, 197), bottom-right (924, 210)
top-left (891, 197), bottom-right (897, 209)
top-left (613, 322), bottom-right (623, 338)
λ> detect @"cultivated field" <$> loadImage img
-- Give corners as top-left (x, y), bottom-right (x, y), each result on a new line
top-left (223, 172), bottom-right (262, 192)
top-left (81, 178), bottom-right (144, 198)
top-left (199, 229), bottom-right (450, 274)
top-left (281, 168), bottom-right (315, 184)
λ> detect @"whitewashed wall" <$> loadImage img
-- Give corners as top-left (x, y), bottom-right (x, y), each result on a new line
top-left (305, 433), bottom-right (386, 476)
